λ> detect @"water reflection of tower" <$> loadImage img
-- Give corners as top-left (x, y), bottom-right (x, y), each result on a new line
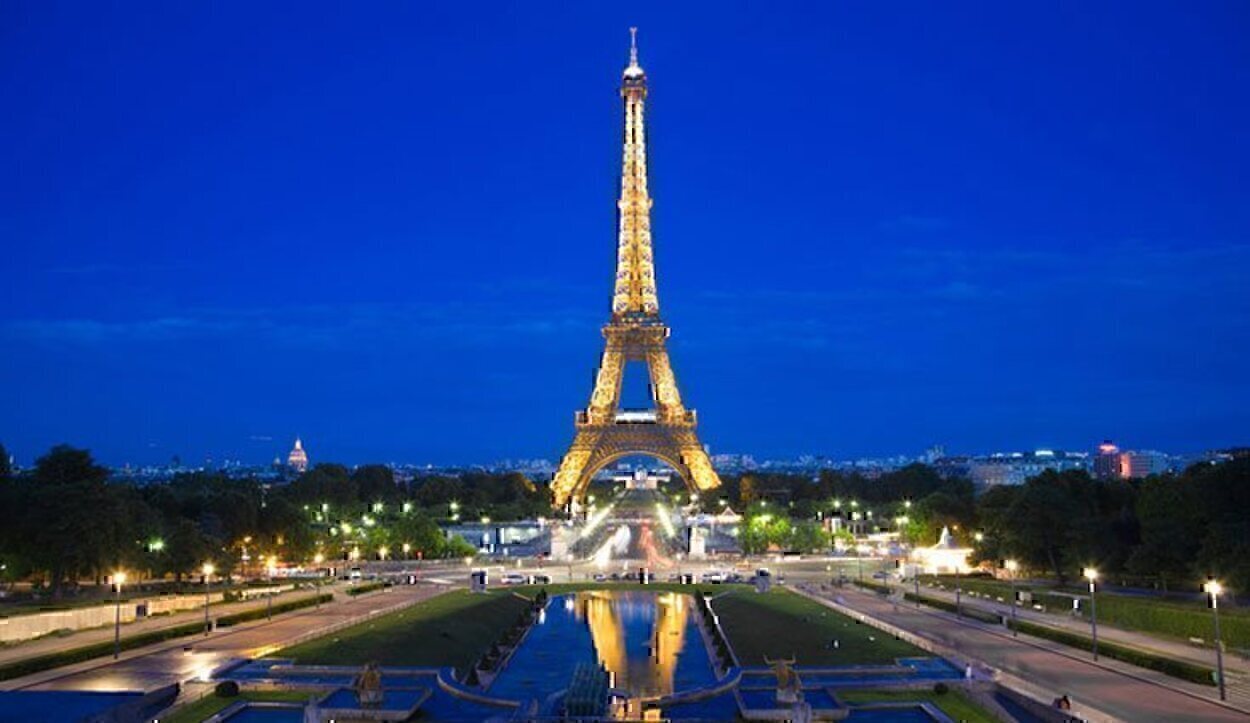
top-left (650, 593), bottom-right (686, 694)
top-left (581, 593), bottom-right (628, 690)
top-left (579, 591), bottom-right (687, 699)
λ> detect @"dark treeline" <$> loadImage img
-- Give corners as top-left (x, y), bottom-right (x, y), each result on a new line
top-left (0, 443), bottom-right (549, 598)
top-left (714, 459), bottom-right (1250, 592)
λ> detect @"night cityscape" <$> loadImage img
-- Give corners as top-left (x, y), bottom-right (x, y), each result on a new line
top-left (2, 4), bottom-right (1248, 723)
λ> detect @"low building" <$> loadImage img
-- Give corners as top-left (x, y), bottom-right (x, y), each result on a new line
top-left (911, 526), bottom-right (973, 575)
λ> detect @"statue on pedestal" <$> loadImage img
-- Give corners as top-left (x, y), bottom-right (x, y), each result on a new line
top-left (764, 655), bottom-right (802, 705)
top-left (302, 693), bottom-right (321, 723)
top-left (352, 661), bottom-right (384, 708)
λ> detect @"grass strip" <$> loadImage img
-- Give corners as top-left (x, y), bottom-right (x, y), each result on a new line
top-left (840, 688), bottom-right (999, 723)
top-left (160, 690), bottom-right (310, 723)
top-left (279, 589), bottom-right (532, 676)
top-left (714, 588), bottom-right (920, 666)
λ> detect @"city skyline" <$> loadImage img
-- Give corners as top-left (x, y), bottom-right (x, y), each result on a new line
top-left (4, 4), bottom-right (1250, 465)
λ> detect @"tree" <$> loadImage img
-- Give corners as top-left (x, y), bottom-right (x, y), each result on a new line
top-left (789, 521), bottom-right (830, 553)
top-left (352, 465), bottom-right (399, 504)
top-left (13, 446), bottom-right (118, 595)
top-left (1000, 472), bottom-right (1085, 581)
top-left (0, 443), bottom-right (10, 480)
top-left (162, 518), bottom-right (213, 581)
top-left (391, 513), bottom-right (445, 558)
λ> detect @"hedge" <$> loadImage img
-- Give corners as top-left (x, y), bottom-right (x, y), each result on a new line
top-left (903, 592), bottom-right (1000, 624)
top-left (1091, 595), bottom-right (1250, 650)
top-left (216, 593), bottom-right (333, 627)
top-left (1008, 619), bottom-right (1217, 686)
top-left (0, 620), bottom-right (205, 681)
top-left (342, 577), bottom-right (385, 592)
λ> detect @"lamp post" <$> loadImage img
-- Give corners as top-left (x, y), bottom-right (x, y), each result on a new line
top-left (1205, 579), bottom-right (1226, 701)
top-left (955, 563), bottom-right (961, 618)
top-left (313, 553), bottom-right (325, 609)
top-left (266, 557), bottom-right (277, 620)
top-left (1084, 567), bottom-right (1099, 660)
top-left (1005, 559), bottom-right (1019, 636)
top-left (112, 571), bottom-right (127, 659)
top-left (201, 562), bottom-right (214, 636)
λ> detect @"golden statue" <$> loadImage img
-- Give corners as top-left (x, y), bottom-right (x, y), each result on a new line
top-left (352, 661), bottom-right (384, 708)
top-left (764, 655), bottom-right (802, 704)
top-left (550, 29), bottom-right (721, 508)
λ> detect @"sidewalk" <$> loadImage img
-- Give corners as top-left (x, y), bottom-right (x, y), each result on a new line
top-left (0, 585), bottom-right (330, 667)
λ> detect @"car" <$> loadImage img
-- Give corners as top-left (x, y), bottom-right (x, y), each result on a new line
top-left (700, 571), bottom-right (727, 584)
top-left (500, 573), bottom-right (528, 585)
top-left (593, 573), bottom-right (608, 582)
top-left (532, 574), bottom-right (552, 584)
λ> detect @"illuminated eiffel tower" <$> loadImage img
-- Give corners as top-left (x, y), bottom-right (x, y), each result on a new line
top-left (551, 29), bottom-right (721, 509)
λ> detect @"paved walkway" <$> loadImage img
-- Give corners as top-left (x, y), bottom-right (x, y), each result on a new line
top-left (0, 582), bottom-right (449, 694)
top-left (0, 586), bottom-right (329, 667)
top-left (803, 583), bottom-right (1248, 723)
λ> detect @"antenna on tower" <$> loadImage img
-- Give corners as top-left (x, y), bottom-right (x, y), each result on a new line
top-left (629, 27), bottom-right (639, 66)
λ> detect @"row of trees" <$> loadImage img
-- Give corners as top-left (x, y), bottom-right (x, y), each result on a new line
top-left (977, 459), bottom-right (1250, 590)
top-left (0, 444), bottom-right (548, 597)
top-left (716, 458), bottom-right (1250, 593)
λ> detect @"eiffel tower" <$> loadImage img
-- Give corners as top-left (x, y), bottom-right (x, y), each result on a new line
top-left (551, 29), bottom-right (722, 509)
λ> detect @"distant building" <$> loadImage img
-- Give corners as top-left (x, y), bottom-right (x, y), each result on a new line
top-left (287, 437), bottom-right (309, 473)
top-left (1094, 440), bottom-right (1121, 479)
top-left (1120, 449), bottom-right (1170, 478)
top-left (923, 445), bottom-right (946, 464)
top-left (951, 449), bottom-right (1090, 486)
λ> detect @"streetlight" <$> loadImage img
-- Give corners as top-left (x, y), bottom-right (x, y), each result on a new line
top-left (313, 553), bottom-right (325, 609)
top-left (201, 562), bottom-right (215, 636)
top-left (1005, 559), bottom-right (1019, 636)
top-left (1205, 579), bottom-right (1226, 701)
top-left (266, 557), bottom-right (278, 620)
top-left (1084, 567), bottom-right (1099, 660)
top-left (112, 571), bottom-right (127, 659)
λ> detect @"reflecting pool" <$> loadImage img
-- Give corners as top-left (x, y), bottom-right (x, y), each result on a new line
top-left (489, 590), bottom-right (717, 702)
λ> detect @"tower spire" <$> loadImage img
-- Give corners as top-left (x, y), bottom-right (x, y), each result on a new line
top-left (614, 27), bottom-right (657, 318)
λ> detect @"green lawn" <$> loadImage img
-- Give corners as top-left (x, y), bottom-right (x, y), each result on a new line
top-left (161, 690), bottom-right (310, 723)
top-left (839, 689), bottom-right (998, 723)
top-left (278, 590), bottom-right (531, 675)
top-left (712, 588), bottom-right (921, 666)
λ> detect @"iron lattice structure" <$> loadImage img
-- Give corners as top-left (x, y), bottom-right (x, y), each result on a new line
top-left (551, 31), bottom-right (722, 508)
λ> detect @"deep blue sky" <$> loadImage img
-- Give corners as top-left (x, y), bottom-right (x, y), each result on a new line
top-left (3, 3), bottom-right (1248, 467)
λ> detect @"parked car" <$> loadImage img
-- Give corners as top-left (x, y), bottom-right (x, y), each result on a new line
top-left (532, 574), bottom-right (552, 584)
top-left (700, 571), bottom-right (727, 584)
top-left (500, 572), bottom-right (528, 585)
